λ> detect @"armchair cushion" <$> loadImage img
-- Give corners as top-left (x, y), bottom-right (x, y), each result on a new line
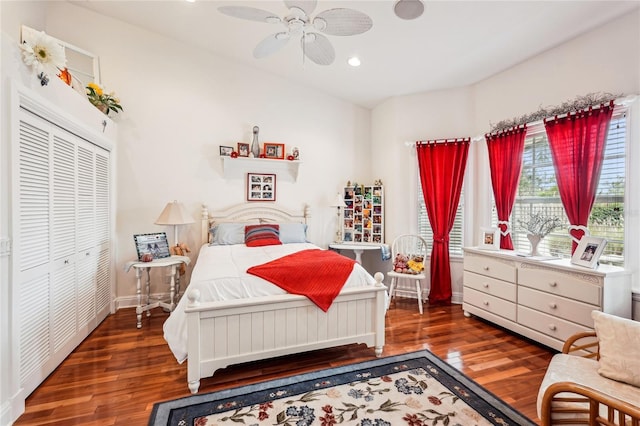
top-left (537, 353), bottom-right (640, 422)
top-left (592, 310), bottom-right (640, 387)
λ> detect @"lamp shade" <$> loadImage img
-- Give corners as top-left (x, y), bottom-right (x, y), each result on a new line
top-left (329, 193), bottom-right (346, 208)
top-left (155, 200), bottom-right (194, 225)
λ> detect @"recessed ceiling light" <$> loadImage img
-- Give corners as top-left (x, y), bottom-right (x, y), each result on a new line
top-left (394, 0), bottom-right (424, 20)
top-left (348, 56), bottom-right (361, 67)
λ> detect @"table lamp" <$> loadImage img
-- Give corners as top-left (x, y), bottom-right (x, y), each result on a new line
top-left (330, 193), bottom-right (346, 243)
top-left (155, 200), bottom-right (194, 246)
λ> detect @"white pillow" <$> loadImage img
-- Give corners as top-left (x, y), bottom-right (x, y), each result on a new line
top-left (592, 310), bottom-right (640, 387)
top-left (279, 223), bottom-right (308, 244)
top-left (209, 222), bottom-right (247, 245)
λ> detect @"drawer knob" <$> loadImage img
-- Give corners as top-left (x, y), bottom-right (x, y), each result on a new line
top-left (64, 259), bottom-right (69, 264)
top-left (483, 283), bottom-right (489, 288)
top-left (549, 302), bottom-right (557, 309)
top-left (483, 300), bottom-right (489, 306)
top-left (549, 324), bottom-right (557, 331)
top-left (483, 266), bottom-right (490, 271)
top-left (549, 281), bottom-right (558, 287)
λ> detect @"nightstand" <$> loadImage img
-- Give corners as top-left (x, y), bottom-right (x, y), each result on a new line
top-left (124, 255), bottom-right (190, 328)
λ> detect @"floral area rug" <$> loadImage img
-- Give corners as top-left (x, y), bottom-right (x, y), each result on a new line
top-left (149, 350), bottom-right (535, 426)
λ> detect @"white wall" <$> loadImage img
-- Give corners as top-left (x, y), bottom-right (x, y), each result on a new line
top-left (372, 9), bottom-right (640, 302)
top-left (37, 2), bottom-right (372, 303)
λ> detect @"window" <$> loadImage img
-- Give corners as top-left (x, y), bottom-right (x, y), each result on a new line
top-left (417, 185), bottom-right (464, 257)
top-left (503, 111), bottom-right (626, 266)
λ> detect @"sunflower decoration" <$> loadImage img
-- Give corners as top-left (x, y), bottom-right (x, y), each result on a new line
top-left (86, 82), bottom-right (123, 116)
top-left (20, 31), bottom-right (66, 86)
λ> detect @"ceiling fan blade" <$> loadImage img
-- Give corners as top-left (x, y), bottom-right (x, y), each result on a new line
top-left (284, 0), bottom-right (317, 16)
top-left (218, 6), bottom-right (281, 23)
top-left (313, 8), bottom-right (373, 36)
top-left (254, 33), bottom-right (290, 59)
top-left (302, 32), bottom-right (335, 65)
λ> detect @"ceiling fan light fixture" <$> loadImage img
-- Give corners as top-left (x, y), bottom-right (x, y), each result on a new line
top-left (347, 56), bottom-right (361, 67)
top-left (393, 0), bottom-right (424, 20)
top-left (265, 16), bottom-right (282, 24)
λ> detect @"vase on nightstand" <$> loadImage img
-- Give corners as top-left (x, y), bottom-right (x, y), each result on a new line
top-left (527, 234), bottom-right (542, 256)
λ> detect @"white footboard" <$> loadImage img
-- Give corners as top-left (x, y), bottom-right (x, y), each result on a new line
top-left (185, 273), bottom-right (387, 393)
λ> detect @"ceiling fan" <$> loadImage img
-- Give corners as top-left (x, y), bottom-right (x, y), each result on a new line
top-left (218, 0), bottom-right (373, 66)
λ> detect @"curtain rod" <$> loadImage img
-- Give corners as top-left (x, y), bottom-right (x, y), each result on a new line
top-left (404, 94), bottom-right (637, 148)
top-left (404, 136), bottom-right (482, 148)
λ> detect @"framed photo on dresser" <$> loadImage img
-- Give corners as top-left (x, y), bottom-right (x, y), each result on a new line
top-left (571, 236), bottom-right (607, 268)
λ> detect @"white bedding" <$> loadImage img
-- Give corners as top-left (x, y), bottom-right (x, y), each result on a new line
top-left (163, 242), bottom-right (377, 363)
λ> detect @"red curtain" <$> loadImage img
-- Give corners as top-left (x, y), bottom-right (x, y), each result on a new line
top-left (417, 138), bottom-right (470, 304)
top-left (544, 101), bottom-right (614, 253)
top-left (486, 126), bottom-right (527, 249)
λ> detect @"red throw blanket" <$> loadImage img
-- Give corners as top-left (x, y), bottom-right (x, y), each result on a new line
top-left (246, 249), bottom-right (356, 312)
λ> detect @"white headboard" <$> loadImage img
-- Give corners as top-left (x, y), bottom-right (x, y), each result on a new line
top-left (201, 203), bottom-right (311, 245)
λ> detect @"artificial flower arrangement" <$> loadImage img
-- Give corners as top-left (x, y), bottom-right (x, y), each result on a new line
top-left (20, 30), bottom-right (123, 116)
top-left (518, 211), bottom-right (562, 237)
top-left (86, 82), bottom-right (123, 116)
top-left (20, 30), bottom-right (66, 86)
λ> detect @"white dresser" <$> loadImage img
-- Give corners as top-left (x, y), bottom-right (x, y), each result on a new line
top-left (462, 247), bottom-right (632, 351)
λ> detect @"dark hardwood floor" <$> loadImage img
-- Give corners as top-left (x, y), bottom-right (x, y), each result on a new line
top-left (14, 298), bottom-right (555, 425)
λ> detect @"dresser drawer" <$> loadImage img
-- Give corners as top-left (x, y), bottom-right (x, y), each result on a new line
top-left (518, 264), bottom-right (601, 306)
top-left (518, 305), bottom-right (592, 342)
top-left (464, 271), bottom-right (516, 302)
top-left (464, 254), bottom-right (516, 282)
top-left (463, 287), bottom-right (516, 321)
top-left (518, 286), bottom-right (597, 327)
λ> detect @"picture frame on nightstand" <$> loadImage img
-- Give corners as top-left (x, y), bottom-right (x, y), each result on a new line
top-left (478, 227), bottom-right (500, 250)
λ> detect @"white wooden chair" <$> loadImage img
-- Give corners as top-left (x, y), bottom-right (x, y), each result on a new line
top-left (387, 234), bottom-right (429, 314)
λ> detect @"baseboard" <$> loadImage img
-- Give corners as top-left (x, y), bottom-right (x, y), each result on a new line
top-left (116, 289), bottom-right (464, 311)
top-left (115, 292), bottom-right (173, 310)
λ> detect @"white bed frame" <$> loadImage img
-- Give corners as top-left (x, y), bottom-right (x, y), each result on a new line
top-left (183, 203), bottom-right (387, 393)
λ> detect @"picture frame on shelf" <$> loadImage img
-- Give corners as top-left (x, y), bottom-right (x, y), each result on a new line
top-left (479, 227), bottom-right (500, 250)
top-left (133, 232), bottom-right (171, 261)
top-left (247, 173), bottom-right (276, 201)
top-left (571, 236), bottom-right (607, 268)
top-left (264, 143), bottom-right (285, 159)
top-left (237, 142), bottom-right (249, 157)
top-left (219, 145), bottom-right (233, 156)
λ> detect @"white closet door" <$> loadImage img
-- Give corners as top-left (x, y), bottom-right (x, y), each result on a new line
top-left (76, 141), bottom-right (96, 329)
top-left (95, 149), bottom-right (111, 315)
top-left (51, 134), bottom-right (77, 351)
top-left (16, 116), bottom-right (51, 388)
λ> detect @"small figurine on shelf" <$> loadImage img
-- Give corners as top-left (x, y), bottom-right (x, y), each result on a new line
top-left (292, 146), bottom-right (300, 160)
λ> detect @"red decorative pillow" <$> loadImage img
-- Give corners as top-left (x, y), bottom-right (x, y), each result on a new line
top-left (245, 224), bottom-right (282, 247)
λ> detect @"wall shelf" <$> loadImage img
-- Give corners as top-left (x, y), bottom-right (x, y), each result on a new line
top-left (221, 156), bottom-right (301, 182)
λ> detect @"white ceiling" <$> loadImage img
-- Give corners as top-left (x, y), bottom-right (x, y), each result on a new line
top-left (69, 0), bottom-right (639, 109)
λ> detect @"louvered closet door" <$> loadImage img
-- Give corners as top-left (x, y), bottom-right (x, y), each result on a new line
top-left (95, 148), bottom-right (111, 316)
top-left (76, 140), bottom-right (97, 329)
top-left (51, 134), bottom-right (77, 352)
top-left (16, 115), bottom-right (52, 389)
